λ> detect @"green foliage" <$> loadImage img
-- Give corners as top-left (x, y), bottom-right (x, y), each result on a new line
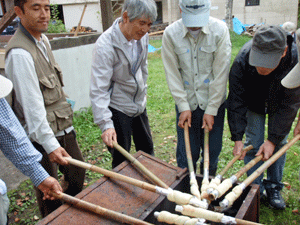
top-left (47, 5), bottom-right (66, 33)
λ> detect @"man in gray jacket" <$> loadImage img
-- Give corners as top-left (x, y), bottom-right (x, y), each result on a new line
top-left (90, 0), bottom-right (157, 168)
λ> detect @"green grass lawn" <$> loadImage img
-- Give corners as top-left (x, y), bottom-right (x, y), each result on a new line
top-left (7, 32), bottom-right (300, 224)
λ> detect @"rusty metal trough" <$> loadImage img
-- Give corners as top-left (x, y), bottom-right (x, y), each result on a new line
top-left (37, 151), bottom-right (260, 225)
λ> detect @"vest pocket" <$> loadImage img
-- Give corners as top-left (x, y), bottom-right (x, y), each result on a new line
top-left (40, 74), bottom-right (63, 105)
top-left (54, 105), bottom-right (73, 132)
top-left (47, 105), bottom-right (73, 134)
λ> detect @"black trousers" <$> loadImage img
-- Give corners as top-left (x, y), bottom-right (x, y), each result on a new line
top-left (109, 107), bottom-right (154, 168)
top-left (33, 130), bottom-right (85, 217)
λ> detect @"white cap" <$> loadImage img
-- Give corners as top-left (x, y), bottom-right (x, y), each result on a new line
top-left (0, 75), bottom-right (13, 98)
top-left (282, 21), bottom-right (296, 34)
top-left (281, 28), bottom-right (300, 89)
top-left (179, 0), bottom-right (211, 27)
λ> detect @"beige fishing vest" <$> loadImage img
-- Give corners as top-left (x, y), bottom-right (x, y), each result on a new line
top-left (5, 28), bottom-right (73, 134)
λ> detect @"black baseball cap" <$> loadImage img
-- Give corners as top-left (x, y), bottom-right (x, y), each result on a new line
top-left (249, 25), bottom-right (287, 69)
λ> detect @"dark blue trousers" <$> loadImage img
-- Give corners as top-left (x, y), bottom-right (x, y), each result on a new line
top-left (176, 103), bottom-right (225, 176)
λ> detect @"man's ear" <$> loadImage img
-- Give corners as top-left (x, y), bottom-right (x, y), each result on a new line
top-left (122, 11), bottom-right (129, 23)
top-left (281, 45), bottom-right (288, 58)
top-left (14, 6), bottom-right (24, 18)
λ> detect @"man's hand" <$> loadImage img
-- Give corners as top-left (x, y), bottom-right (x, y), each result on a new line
top-left (294, 120), bottom-right (300, 136)
top-left (38, 177), bottom-right (63, 200)
top-left (233, 141), bottom-right (246, 160)
top-left (48, 147), bottom-right (70, 166)
top-left (101, 128), bottom-right (117, 148)
top-left (256, 140), bottom-right (276, 161)
top-left (202, 114), bottom-right (214, 131)
top-left (178, 110), bottom-right (192, 129)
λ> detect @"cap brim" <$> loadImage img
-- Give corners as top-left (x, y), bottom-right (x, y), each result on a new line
top-left (249, 48), bottom-right (283, 69)
top-left (181, 11), bottom-right (210, 27)
top-left (281, 63), bottom-right (300, 89)
top-left (0, 75), bottom-right (13, 98)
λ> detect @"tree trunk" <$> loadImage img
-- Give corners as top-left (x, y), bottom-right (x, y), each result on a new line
top-left (100, 0), bottom-right (114, 32)
top-left (225, 0), bottom-right (233, 30)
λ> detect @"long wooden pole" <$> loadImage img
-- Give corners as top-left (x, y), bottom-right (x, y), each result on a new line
top-left (219, 145), bottom-right (253, 177)
top-left (206, 145), bottom-right (253, 195)
top-left (220, 134), bottom-right (300, 209)
top-left (209, 154), bottom-right (262, 201)
top-left (113, 141), bottom-right (169, 189)
top-left (50, 192), bottom-right (153, 225)
top-left (74, 3), bottom-right (87, 37)
top-left (65, 157), bottom-right (208, 209)
top-left (176, 205), bottom-right (263, 225)
top-left (201, 128), bottom-right (210, 200)
top-left (184, 122), bottom-right (201, 200)
top-left (66, 157), bottom-right (157, 192)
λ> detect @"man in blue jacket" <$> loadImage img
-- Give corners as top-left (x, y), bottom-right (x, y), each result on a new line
top-left (227, 25), bottom-right (300, 210)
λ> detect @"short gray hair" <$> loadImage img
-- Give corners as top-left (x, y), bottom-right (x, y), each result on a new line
top-left (121, 0), bottom-right (157, 23)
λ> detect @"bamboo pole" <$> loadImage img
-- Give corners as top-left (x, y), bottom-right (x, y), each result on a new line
top-left (200, 128), bottom-right (210, 201)
top-left (65, 157), bottom-right (208, 209)
top-left (220, 134), bottom-right (300, 209)
top-left (184, 122), bottom-right (201, 200)
top-left (113, 141), bottom-right (169, 189)
top-left (209, 154), bottom-right (262, 201)
top-left (74, 2), bottom-right (87, 37)
top-left (50, 192), bottom-right (153, 225)
top-left (206, 145), bottom-right (253, 195)
top-left (154, 211), bottom-right (207, 225)
top-left (175, 205), bottom-right (263, 225)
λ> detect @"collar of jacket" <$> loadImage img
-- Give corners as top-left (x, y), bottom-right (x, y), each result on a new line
top-left (111, 17), bottom-right (146, 52)
top-left (180, 18), bottom-right (210, 39)
top-left (19, 22), bottom-right (37, 44)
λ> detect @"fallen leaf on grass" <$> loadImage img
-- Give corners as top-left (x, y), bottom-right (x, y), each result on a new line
top-left (292, 209), bottom-right (299, 214)
top-left (168, 158), bottom-right (176, 164)
top-left (33, 215), bottom-right (39, 221)
top-left (283, 182), bottom-right (291, 190)
top-left (15, 218), bottom-right (20, 222)
top-left (16, 199), bottom-right (23, 206)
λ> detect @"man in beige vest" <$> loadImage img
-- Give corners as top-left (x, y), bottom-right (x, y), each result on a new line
top-left (5, 0), bottom-right (85, 217)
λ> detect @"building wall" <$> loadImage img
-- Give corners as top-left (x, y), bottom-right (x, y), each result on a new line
top-left (50, 0), bottom-right (103, 33)
top-left (162, 0), bottom-right (180, 24)
top-left (163, 0), bottom-right (298, 26)
top-left (52, 44), bottom-right (94, 111)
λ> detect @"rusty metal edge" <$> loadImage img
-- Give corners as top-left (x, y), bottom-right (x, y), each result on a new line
top-left (235, 184), bottom-right (260, 222)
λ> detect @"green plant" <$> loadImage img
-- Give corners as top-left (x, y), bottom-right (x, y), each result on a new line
top-left (47, 4), bottom-right (67, 33)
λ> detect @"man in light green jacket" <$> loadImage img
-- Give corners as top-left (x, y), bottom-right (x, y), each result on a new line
top-left (162, 0), bottom-right (231, 175)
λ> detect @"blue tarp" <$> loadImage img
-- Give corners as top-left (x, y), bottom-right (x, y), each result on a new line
top-left (148, 44), bottom-right (161, 53)
top-left (233, 17), bottom-right (246, 35)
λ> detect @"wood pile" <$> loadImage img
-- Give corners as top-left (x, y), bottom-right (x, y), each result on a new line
top-left (149, 22), bottom-right (168, 36)
top-left (70, 26), bottom-right (96, 33)
top-left (243, 24), bottom-right (264, 37)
